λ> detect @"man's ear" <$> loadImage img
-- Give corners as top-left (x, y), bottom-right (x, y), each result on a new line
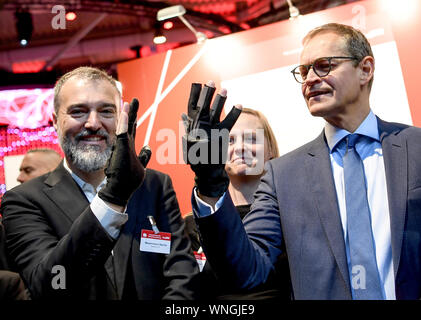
top-left (52, 112), bottom-right (58, 131)
top-left (359, 56), bottom-right (374, 87)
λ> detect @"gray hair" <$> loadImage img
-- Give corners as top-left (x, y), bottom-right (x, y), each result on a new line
top-left (303, 23), bottom-right (374, 89)
top-left (54, 66), bottom-right (121, 114)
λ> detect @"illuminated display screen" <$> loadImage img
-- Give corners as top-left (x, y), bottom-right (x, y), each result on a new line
top-left (0, 88), bottom-right (54, 128)
top-left (0, 88), bottom-right (61, 202)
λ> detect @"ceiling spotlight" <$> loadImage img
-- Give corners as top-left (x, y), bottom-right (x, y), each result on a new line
top-left (157, 5), bottom-right (207, 43)
top-left (286, 0), bottom-right (301, 20)
top-left (66, 12), bottom-right (77, 21)
top-left (163, 21), bottom-right (173, 30)
top-left (15, 9), bottom-right (33, 46)
top-left (153, 23), bottom-right (167, 45)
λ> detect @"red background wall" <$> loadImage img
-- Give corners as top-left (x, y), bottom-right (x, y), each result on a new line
top-left (117, 0), bottom-right (421, 215)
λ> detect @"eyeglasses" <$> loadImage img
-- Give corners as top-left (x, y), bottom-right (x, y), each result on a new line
top-left (291, 56), bottom-right (359, 84)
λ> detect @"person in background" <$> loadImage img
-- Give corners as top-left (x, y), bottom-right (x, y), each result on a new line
top-left (184, 108), bottom-right (291, 300)
top-left (1, 66), bottom-right (199, 299)
top-left (17, 148), bottom-right (62, 184)
top-left (184, 23), bottom-right (421, 300)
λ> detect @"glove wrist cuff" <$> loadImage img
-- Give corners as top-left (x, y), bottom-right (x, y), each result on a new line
top-left (98, 189), bottom-right (128, 207)
top-left (194, 174), bottom-right (229, 198)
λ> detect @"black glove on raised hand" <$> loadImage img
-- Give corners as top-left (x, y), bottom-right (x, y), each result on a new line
top-left (182, 83), bottom-right (242, 198)
top-left (98, 98), bottom-right (152, 207)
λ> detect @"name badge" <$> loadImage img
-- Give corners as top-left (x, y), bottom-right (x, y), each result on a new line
top-left (194, 251), bottom-right (207, 272)
top-left (140, 229), bottom-right (171, 254)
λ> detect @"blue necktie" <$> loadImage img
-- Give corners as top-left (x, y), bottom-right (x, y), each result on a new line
top-left (343, 134), bottom-right (383, 300)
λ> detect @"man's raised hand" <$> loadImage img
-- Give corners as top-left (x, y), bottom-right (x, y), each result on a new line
top-left (99, 98), bottom-right (151, 207)
top-left (182, 81), bottom-right (242, 198)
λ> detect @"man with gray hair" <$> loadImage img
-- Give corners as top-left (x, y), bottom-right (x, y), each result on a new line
top-left (185, 23), bottom-right (421, 300)
top-left (17, 148), bottom-right (62, 184)
top-left (1, 66), bottom-right (199, 299)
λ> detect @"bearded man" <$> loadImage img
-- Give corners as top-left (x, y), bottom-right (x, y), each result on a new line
top-left (0, 67), bottom-right (199, 300)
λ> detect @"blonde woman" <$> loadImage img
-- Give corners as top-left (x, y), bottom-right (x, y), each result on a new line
top-left (185, 108), bottom-right (291, 300)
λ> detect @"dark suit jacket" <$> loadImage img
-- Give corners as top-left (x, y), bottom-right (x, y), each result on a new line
top-left (185, 206), bottom-right (291, 300)
top-left (0, 220), bottom-right (9, 271)
top-left (194, 118), bottom-right (421, 300)
top-left (1, 219), bottom-right (30, 300)
top-left (1, 163), bottom-right (199, 299)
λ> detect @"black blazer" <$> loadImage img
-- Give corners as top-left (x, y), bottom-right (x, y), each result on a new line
top-left (0, 219), bottom-right (8, 270)
top-left (1, 219), bottom-right (30, 300)
top-left (1, 163), bottom-right (199, 299)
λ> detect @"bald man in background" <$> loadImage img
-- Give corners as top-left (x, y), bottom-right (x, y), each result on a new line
top-left (17, 149), bottom-right (62, 184)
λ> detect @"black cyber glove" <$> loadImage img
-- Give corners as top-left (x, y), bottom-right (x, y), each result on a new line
top-left (98, 98), bottom-right (152, 206)
top-left (182, 83), bottom-right (242, 198)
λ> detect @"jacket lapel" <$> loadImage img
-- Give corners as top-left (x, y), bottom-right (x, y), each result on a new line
top-left (305, 132), bottom-right (351, 292)
top-left (43, 162), bottom-right (119, 294)
top-left (113, 213), bottom-right (136, 299)
top-left (43, 162), bottom-right (89, 222)
top-left (377, 118), bottom-right (407, 278)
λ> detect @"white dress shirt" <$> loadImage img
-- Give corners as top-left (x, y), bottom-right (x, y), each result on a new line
top-left (325, 111), bottom-right (395, 300)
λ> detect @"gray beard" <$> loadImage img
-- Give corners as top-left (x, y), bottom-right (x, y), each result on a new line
top-left (60, 129), bottom-right (115, 173)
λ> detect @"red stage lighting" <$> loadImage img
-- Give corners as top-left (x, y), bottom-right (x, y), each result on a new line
top-left (12, 60), bottom-right (46, 73)
top-left (66, 12), bottom-right (77, 21)
top-left (163, 21), bottom-right (174, 30)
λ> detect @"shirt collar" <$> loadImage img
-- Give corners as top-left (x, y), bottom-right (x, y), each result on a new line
top-left (62, 158), bottom-right (106, 192)
top-left (324, 110), bottom-right (380, 153)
